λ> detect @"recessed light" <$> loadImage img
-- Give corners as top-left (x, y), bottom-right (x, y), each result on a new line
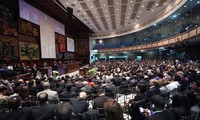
top-left (91, 6), bottom-right (93, 8)
top-left (129, 7), bottom-right (131, 9)
top-left (117, 9), bottom-right (119, 11)
top-left (152, 9), bottom-right (154, 12)
top-left (128, 13), bottom-right (130, 15)
top-left (104, 4), bottom-right (106, 6)
top-left (117, 2), bottom-right (119, 4)
top-left (142, 5), bottom-right (144, 8)
top-left (131, 1), bottom-right (133, 3)
top-left (156, 4), bottom-right (159, 6)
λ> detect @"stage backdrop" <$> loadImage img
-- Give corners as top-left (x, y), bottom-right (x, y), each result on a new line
top-left (19, 41), bottom-right (39, 60)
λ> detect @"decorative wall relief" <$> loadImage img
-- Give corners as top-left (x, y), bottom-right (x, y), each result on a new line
top-left (18, 18), bottom-right (40, 38)
top-left (0, 35), bottom-right (19, 60)
top-left (19, 41), bottom-right (39, 60)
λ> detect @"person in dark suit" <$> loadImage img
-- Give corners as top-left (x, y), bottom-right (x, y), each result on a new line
top-left (31, 93), bottom-right (56, 120)
top-left (69, 92), bottom-right (89, 115)
top-left (0, 96), bottom-right (32, 120)
top-left (93, 88), bottom-right (110, 109)
top-left (171, 94), bottom-right (191, 120)
top-left (60, 84), bottom-right (77, 98)
top-left (105, 79), bottom-right (117, 94)
top-left (146, 95), bottom-right (175, 120)
top-left (145, 79), bottom-right (161, 99)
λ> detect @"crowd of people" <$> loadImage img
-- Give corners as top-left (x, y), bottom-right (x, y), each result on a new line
top-left (0, 59), bottom-right (200, 120)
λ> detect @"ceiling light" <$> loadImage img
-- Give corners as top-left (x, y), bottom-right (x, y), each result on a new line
top-left (129, 7), bottom-right (131, 9)
top-left (66, 2), bottom-right (69, 5)
top-left (198, 1), bottom-right (200, 3)
top-left (139, 11), bottom-right (142, 13)
top-left (74, 1), bottom-right (76, 3)
top-left (131, 1), bottom-right (133, 3)
top-left (91, 6), bottom-right (93, 8)
top-left (104, 4), bottom-right (106, 6)
top-left (128, 13), bottom-right (130, 15)
top-left (152, 9), bottom-right (154, 12)
top-left (142, 5), bottom-right (144, 8)
top-left (156, 4), bottom-right (159, 6)
top-left (117, 2), bottom-right (119, 4)
top-left (117, 14), bottom-right (119, 16)
top-left (117, 9), bottom-right (119, 11)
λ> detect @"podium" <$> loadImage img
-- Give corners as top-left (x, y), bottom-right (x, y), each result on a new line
top-left (40, 67), bottom-right (52, 77)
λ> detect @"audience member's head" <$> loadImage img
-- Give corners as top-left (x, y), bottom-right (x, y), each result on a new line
top-left (8, 96), bottom-right (21, 110)
top-left (54, 102), bottom-right (72, 120)
top-left (0, 84), bottom-right (7, 95)
top-left (137, 82), bottom-right (147, 93)
top-left (191, 80), bottom-right (200, 92)
top-left (19, 85), bottom-right (29, 99)
top-left (42, 82), bottom-right (51, 90)
top-left (38, 92), bottom-right (48, 105)
top-left (150, 95), bottom-right (165, 111)
top-left (97, 88), bottom-right (105, 96)
top-left (79, 92), bottom-right (87, 99)
top-left (66, 83), bottom-right (72, 92)
top-left (104, 99), bottom-right (124, 120)
top-left (171, 93), bottom-right (191, 109)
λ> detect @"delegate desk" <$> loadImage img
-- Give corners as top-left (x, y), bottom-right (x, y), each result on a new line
top-left (65, 63), bottom-right (79, 74)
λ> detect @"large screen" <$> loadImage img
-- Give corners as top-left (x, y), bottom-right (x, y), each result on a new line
top-left (67, 37), bottom-right (75, 52)
top-left (19, 0), bottom-right (65, 58)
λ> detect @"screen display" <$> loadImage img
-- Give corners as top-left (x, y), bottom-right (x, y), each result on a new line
top-left (67, 37), bottom-right (75, 52)
top-left (19, 0), bottom-right (65, 58)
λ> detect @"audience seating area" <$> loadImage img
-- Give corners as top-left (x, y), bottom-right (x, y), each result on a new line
top-left (1, 60), bottom-right (200, 120)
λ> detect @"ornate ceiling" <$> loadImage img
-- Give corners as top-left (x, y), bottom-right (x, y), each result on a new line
top-left (58, 0), bottom-right (187, 39)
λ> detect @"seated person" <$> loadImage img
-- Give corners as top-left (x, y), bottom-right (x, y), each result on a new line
top-left (69, 92), bottom-right (89, 115)
top-left (54, 102), bottom-right (73, 120)
top-left (31, 93), bottom-right (56, 120)
top-left (171, 94), bottom-right (191, 120)
top-left (93, 88), bottom-right (109, 109)
top-left (146, 95), bottom-right (175, 120)
top-left (104, 98), bottom-right (124, 120)
top-left (37, 82), bottom-right (59, 101)
top-left (105, 79), bottom-right (117, 93)
top-left (60, 83), bottom-right (77, 98)
top-left (80, 81), bottom-right (93, 94)
top-left (0, 96), bottom-right (32, 120)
